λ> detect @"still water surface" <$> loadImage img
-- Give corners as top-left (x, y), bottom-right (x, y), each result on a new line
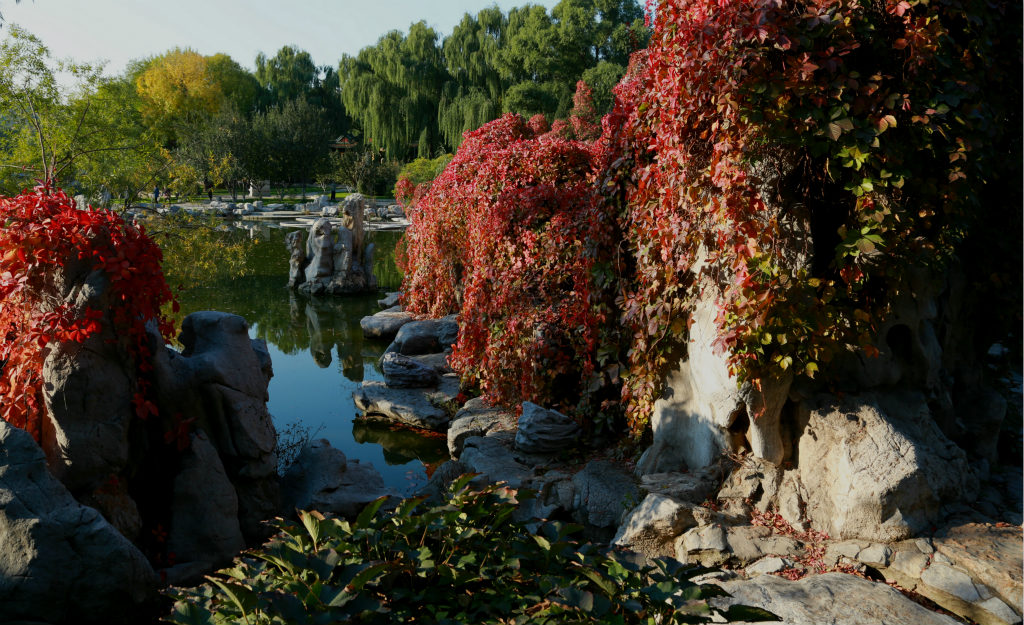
top-left (173, 222), bottom-right (446, 494)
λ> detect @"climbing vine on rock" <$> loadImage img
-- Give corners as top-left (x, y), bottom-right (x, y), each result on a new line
top-left (400, 0), bottom-right (1020, 435)
top-left (0, 184), bottom-right (177, 440)
top-left (604, 0), bottom-right (1020, 430)
top-left (400, 114), bottom-right (623, 424)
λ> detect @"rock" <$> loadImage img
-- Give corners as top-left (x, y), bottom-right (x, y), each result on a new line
top-left (514, 402), bottom-right (581, 454)
top-left (41, 270), bottom-right (134, 493)
top-left (448, 397), bottom-right (515, 457)
top-left (353, 375), bottom-right (460, 431)
top-left (385, 315), bottom-right (459, 355)
top-left (407, 351), bottom-right (454, 374)
top-left (797, 391), bottom-right (977, 542)
top-left (638, 466), bottom-right (722, 504)
top-left (381, 351), bottom-right (441, 388)
top-left (378, 292), bottom-right (401, 308)
top-left (152, 312), bottom-right (279, 541)
top-left (280, 439), bottom-right (392, 518)
top-left (416, 460), bottom-right (468, 503)
top-left (571, 461), bottom-right (640, 535)
top-left (167, 430), bottom-right (245, 567)
top-left (676, 524), bottom-right (802, 568)
top-left (612, 494), bottom-right (700, 559)
top-left (459, 433), bottom-right (532, 488)
top-left (360, 310), bottom-right (413, 340)
top-left (746, 556), bottom-right (792, 576)
top-left (0, 421), bottom-right (157, 624)
top-left (637, 297), bottom-right (792, 474)
top-left (874, 523), bottom-right (1024, 625)
top-left (713, 572), bottom-right (962, 625)
top-left (932, 523), bottom-right (1022, 617)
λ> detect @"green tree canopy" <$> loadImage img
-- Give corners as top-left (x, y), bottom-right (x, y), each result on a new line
top-left (340, 21), bottom-right (447, 160)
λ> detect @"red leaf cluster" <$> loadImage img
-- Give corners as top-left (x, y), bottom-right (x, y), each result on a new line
top-left (0, 185), bottom-right (176, 440)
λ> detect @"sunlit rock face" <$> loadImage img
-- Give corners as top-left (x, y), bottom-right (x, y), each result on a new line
top-left (287, 194), bottom-right (377, 295)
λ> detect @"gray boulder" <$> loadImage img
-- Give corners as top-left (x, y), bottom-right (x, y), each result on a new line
top-left (571, 460), bottom-right (640, 534)
top-left (385, 315), bottom-right (458, 355)
top-left (713, 572), bottom-right (961, 625)
top-left (448, 397), bottom-right (515, 457)
top-left (167, 430), bottom-right (245, 568)
top-left (0, 421), bottom-right (157, 624)
top-left (360, 310), bottom-right (413, 340)
top-left (381, 352), bottom-right (441, 388)
top-left (515, 402), bottom-right (581, 454)
top-left (676, 523), bottom-right (802, 568)
top-left (459, 432), bottom-right (532, 488)
top-left (797, 391), bottom-right (976, 542)
top-left (152, 311), bottom-right (279, 541)
top-left (378, 292), bottom-right (401, 308)
top-left (612, 494), bottom-right (701, 559)
top-left (280, 439), bottom-right (392, 518)
top-left (352, 375), bottom-right (460, 431)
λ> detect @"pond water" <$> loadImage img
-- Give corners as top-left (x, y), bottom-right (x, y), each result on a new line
top-left (172, 222), bottom-right (447, 495)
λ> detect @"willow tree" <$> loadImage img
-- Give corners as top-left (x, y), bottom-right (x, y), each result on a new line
top-left (438, 8), bottom-right (507, 148)
top-left (255, 46), bottom-right (317, 104)
top-left (340, 21), bottom-right (448, 160)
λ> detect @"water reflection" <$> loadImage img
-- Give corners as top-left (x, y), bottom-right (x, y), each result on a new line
top-left (167, 224), bottom-right (445, 494)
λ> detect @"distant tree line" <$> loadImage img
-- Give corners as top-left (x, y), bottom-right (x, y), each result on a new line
top-left (342, 0), bottom-right (648, 159)
top-left (0, 0), bottom-right (647, 200)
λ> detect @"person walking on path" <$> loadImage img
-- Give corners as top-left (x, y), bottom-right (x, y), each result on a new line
top-left (153, 186), bottom-right (160, 205)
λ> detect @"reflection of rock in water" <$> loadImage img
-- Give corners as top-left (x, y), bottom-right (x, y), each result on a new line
top-left (305, 301), bottom-right (332, 367)
top-left (352, 421), bottom-right (448, 467)
top-left (301, 294), bottom-right (370, 376)
top-left (339, 350), bottom-right (363, 382)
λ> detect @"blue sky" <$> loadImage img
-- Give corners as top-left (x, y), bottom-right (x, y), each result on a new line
top-left (1, 1), bottom-right (560, 76)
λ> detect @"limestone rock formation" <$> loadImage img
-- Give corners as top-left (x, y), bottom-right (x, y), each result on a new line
top-left (797, 391), bottom-right (976, 542)
top-left (0, 421), bottom-right (158, 624)
top-left (286, 195), bottom-right (377, 295)
top-left (280, 439), bottom-right (392, 518)
top-left (514, 402), bottom-right (581, 454)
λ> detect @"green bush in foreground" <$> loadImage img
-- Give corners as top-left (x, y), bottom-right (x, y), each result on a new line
top-left (164, 478), bottom-right (777, 624)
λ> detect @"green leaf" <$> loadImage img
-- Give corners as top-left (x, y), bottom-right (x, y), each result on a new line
top-left (355, 496), bottom-right (388, 528)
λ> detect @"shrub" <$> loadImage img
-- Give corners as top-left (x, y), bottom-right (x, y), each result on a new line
top-left (0, 185), bottom-right (176, 440)
top-left (165, 479), bottom-right (778, 624)
top-left (399, 113), bottom-right (623, 424)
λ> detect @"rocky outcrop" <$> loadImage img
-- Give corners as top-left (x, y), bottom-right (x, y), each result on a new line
top-left (459, 432), bottom-right (533, 488)
top-left (152, 311), bottom-right (280, 542)
top-left (447, 397), bottom-right (515, 457)
top-left (0, 421), bottom-right (158, 624)
top-left (570, 460), bottom-right (640, 538)
top-left (612, 494), bottom-right (703, 559)
top-left (353, 375), bottom-right (460, 431)
top-left (280, 439), bottom-right (392, 518)
top-left (385, 315), bottom-right (458, 355)
top-left (381, 351), bottom-right (441, 388)
top-left (712, 572), bottom-right (962, 625)
top-left (514, 402), bottom-right (581, 454)
top-left (821, 525), bottom-right (1024, 625)
top-left (797, 391), bottom-right (976, 542)
top-left (360, 310), bottom-right (413, 340)
top-left (637, 297), bottom-right (792, 474)
top-left (167, 430), bottom-right (246, 568)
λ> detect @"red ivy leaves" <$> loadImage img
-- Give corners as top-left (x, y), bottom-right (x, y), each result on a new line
top-left (400, 0), bottom-right (1017, 435)
top-left (0, 185), bottom-right (176, 441)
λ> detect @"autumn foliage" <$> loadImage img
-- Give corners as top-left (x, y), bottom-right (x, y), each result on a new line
top-left (0, 185), bottom-right (176, 440)
top-left (400, 0), bottom-right (1020, 434)
top-left (399, 113), bottom-right (622, 422)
